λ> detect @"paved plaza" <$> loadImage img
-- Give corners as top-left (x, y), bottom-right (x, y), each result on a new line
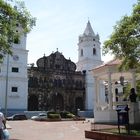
top-left (7, 120), bottom-right (91, 140)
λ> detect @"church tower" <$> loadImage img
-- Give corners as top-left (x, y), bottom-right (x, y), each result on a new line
top-left (76, 21), bottom-right (103, 111)
top-left (0, 24), bottom-right (28, 115)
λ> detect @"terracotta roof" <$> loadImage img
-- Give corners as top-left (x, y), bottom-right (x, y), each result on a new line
top-left (105, 59), bottom-right (122, 66)
top-left (92, 59), bottom-right (122, 70)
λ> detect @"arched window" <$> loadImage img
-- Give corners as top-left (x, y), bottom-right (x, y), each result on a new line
top-left (81, 49), bottom-right (83, 56)
top-left (93, 48), bottom-right (96, 55)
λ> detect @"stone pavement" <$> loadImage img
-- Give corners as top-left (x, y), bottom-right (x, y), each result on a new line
top-left (7, 119), bottom-right (121, 140)
top-left (7, 120), bottom-right (92, 140)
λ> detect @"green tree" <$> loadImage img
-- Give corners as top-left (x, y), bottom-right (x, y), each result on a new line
top-left (103, 0), bottom-right (140, 70)
top-left (0, 0), bottom-right (36, 62)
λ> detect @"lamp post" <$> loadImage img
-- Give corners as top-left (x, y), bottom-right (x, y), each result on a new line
top-left (5, 54), bottom-right (9, 117)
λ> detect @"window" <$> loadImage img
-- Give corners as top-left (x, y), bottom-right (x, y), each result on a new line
top-left (93, 48), bottom-right (96, 55)
top-left (81, 49), bottom-right (83, 56)
top-left (12, 67), bottom-right (19, 72)
top-left (11, 87), bottom-right (18, 92)
top-left (14, 37), bottom-right (20, 44)
top-left (16, 23), bottom-right (19, 27)
top-left (14, 33), bottom-right (20, 44)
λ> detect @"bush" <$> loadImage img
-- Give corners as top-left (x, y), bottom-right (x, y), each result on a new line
top-left (66, 113), bottom-right (75, 118)
top-left (47, 112), bottom-right (61, 119)
top-left (60, 111), bottom-right (75, 118)
top-left (47, 111), bottom-right (75, 119)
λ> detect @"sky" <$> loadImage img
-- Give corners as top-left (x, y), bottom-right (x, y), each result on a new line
top-left (23, 0), bottom-right (137, 65)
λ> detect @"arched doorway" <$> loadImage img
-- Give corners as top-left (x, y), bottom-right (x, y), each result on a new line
top-left (75, 97), bottom-right (84, 110)
top-left (52, 93), bottom-right (64, 111)
top-left (28, 94), bottom-right (38, 111)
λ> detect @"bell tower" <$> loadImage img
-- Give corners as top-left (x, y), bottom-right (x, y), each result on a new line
top-left (0, 23), bottom-right (28, 115)
top-left (76, 21), bottom-right (103, 111)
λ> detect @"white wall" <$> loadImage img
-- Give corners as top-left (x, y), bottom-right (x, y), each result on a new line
top-left (0, 30), bottom-right (28, 115)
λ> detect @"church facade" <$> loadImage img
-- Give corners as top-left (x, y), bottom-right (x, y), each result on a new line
top-left (28, 51), bottom-right (85, 113)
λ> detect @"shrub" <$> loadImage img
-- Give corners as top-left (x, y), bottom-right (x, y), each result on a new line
top-left (60, 111), bottom-right (75, 118)
top-left (66, 113), bottom-right (75, 118)
top-left (47, 112), bottom-right (61, 119)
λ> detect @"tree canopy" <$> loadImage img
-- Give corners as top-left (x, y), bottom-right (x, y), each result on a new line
top-left (0, 0), bottom-right (36, 62)
top-left (103, 0), bottom-right (140, 70)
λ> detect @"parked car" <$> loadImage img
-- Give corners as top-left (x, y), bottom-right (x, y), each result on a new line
top-left (31, 113), bottom-right (47, 121)
top-left (7, 114), bottom-right (27, 121)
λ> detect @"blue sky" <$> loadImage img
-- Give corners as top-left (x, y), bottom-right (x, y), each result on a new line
top-left (23, 0), bottom-right (137, 65)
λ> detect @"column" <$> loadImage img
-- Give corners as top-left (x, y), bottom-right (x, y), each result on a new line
top-left (94, 76), bottom-right (99, 110)
top-left (108, 72), bottom-right (113, 110)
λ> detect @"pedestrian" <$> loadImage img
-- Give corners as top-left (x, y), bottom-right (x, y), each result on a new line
top-left (0, 111), bottom-right (6, 140)
top-left (129, 88), bottom-right (137, 102)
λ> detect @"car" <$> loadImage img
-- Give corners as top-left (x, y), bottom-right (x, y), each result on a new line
top-left (31, 113), bottom-right (48, 121)
top-left (6, 114), bottom-right (27, 121)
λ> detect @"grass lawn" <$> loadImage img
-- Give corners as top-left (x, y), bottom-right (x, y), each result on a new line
top-left (102, 128), bottom-right (140, 136)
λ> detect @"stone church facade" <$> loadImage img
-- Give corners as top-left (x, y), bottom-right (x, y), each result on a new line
top-left (28, 51), bottom-right (85, 113)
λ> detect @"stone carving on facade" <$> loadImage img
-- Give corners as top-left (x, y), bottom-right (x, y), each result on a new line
top-left (28, 51), bottom-right (85, 114)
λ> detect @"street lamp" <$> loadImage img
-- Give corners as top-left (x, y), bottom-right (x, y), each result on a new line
top-left (5, 54), bottom-right (9, 117)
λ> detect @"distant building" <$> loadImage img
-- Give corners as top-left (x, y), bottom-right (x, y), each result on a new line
top-left (28, 51), bottom-right (85, 113)
top-left (0, 24), bottom-right (28, 116)
top-left (76, 21), bottom-right (103, 111)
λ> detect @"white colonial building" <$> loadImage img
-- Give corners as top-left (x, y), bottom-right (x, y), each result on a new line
top-left (76, 21), bottom-right (103, 112)
top-left (0, 25), bottom-right (28, 116)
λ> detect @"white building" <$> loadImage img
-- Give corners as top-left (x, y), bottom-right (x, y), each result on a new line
top-left (92, 59), bottom-right (140, 124)
top-left (76, 21), bottom-right (103, 112)
top-left (0, 25), bottom-right (28, 116)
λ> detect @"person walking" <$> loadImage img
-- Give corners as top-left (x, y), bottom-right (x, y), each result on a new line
top-left (0, 111), bottom-right (6, 140)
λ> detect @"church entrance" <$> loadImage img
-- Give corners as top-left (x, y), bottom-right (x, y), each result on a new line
top-left (28, 94), bottom-right (38, 111)
top-left (75, 97), bottom-right (84, 110)
top-left (52, 93), bottom-right (64, 111)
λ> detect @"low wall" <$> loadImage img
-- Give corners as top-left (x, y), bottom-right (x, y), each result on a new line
top-left (1, 109), bottom-right (27, 117)
top-left (129, 102), bottom-right (140, 124)
top-left (94, 110), bottom-right (117, 123)
top-left (78, 110), bottom-right (94, 118)
top-left (85, 130), bottom-right (140, 140)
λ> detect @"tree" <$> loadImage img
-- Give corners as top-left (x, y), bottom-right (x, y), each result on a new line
top-left (0, 0), bottom-right (36, 62)
top-left (103, 0), bottom-right (140, 70)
